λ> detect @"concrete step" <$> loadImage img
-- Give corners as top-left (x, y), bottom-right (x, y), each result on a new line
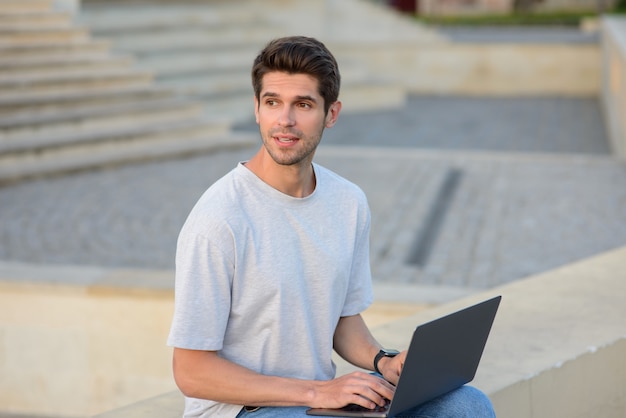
top-left (164, 71), bottom-right (404, 113)
top-left (82, 0), bottom-right (441, 43)
top-left (0, 11), bottom-right (71, 30)
top-left (0, 71), bottom-right (153, 101)
top-left (0, 0), bottom-right (51, 13)
top-left (0, 85), bottom-right (174, 118)
top-left (132, 44), bottom-right (260, 74)
top-left (0, 51), bottom-right (132, 70)
top-left (0, 81), bottom-right (168, 106)
top-left (0, 114), bottom-right (231, 154)
top-left (0, 0), bottom-right (255, 184)
top-left (0, 94), bottom-right (202, 127)
top-left (0, 27), bottom-right (90, 46)
top-left (79, 2), bottom-right (258, 31)
top-left (0, 98), bottom-right (206, 141)
top-left (0, 55), bottom-right (134, 78)
top-left (134, 45), bottom-right (368, 86)
top-left (0, 39), bottom-right (111, 60)
top-left (88, 26), bottom-right (275, 54)
top-left (204, 90), bottom-right (255, 124)
top-left (73, 0), bottom-right (411, 153)
top-left (0, 128), bottom-right (257, 185)
top-left (159, 70), bottom-right (250, 94)
top-left (339, 80), bottom-right (407, 113)
top-left (79, 0), bottom-right (412, 125)
top-left (255, 0), bottom-right (445, 43)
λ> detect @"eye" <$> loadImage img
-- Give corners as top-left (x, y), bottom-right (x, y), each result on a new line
top-left (265, 99), bottom-right (278, 106)
top-left (297, 102), bottom-right (312, 109)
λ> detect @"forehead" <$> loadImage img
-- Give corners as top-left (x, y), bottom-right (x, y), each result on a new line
top-left (260, 72), bottom-right (320, 98)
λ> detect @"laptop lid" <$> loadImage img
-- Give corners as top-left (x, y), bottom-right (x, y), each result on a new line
top-left (307, 295), bottom-right (501, 417)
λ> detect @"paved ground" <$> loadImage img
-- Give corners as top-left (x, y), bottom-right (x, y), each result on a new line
top-left (308, 95), bottom-right (609, 154)
top-left (1, 94), bottom-right (625, 297)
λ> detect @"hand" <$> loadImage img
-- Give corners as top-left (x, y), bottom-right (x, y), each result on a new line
top-left (311, 371), bottom-right (395, 410)
top-left (377, 350), bottom-right (407, 385)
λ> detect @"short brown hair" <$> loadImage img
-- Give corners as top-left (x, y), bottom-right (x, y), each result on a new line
top-left (251, 36), bottom-right (341, 114)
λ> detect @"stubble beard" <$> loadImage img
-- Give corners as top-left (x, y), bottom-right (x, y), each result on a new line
top-left (262, 127), bottom-right (324, 167)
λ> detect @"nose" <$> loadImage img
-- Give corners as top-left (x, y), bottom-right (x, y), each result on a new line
top-left (277, 106), bottom-right (295, 127)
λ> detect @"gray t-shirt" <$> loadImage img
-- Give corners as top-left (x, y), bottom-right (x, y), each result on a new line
top-left (167, 162), bottom-right (373, 417)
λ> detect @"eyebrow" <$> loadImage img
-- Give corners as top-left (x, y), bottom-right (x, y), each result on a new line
top-left (261, 92), bottom-right (318, 103)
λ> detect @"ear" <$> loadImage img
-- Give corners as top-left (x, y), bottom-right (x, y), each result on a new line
top-left (324, 101), bottom-right (342, 128)
top-left (254, 95), bottom-right (260, 124)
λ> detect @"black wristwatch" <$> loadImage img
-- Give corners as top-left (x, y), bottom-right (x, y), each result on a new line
top-left (373, 348), bottom-right (400, 375)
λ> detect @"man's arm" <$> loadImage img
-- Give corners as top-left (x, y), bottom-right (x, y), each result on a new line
top-left (172, 347), bottom-right (395, 409)
top-left (333, 314), bottom-right (407, 385)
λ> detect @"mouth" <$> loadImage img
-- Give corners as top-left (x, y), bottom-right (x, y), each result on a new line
top-left (273, 133), bottom-right (300, 146)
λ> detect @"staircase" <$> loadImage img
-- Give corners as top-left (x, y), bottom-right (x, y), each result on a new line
top-left (0, 0), bottom-right (445, 185)
top-left (78, 0), bottom-right (441, 123)
top-left (0, 0), bottom-right (256, 185)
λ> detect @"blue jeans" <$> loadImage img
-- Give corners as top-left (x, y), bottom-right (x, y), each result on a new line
top-left (235, 385), bottom-right (495, 418)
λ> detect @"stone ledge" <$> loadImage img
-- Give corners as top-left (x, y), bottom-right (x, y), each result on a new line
top-left (602, 17), bottom-right (626, 159)
top-left (0, 260), bottom-right (173, 292)
top-left (93, 246), bottom-right (626, 418)
top-left (373, 246), bottom-right (626, 418)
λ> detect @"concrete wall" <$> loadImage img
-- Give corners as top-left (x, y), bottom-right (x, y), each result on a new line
top-left (602, 17), bottom-right (626, 159)
top-left (0, 264), bottom-right (428, 417)
top-left (0, 264), bottom-right (177, 417)
top-left (334, 42), bottom-right (600, 96)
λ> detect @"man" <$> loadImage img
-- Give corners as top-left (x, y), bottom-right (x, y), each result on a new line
top-left (167, 36), bottom-right (495, 417)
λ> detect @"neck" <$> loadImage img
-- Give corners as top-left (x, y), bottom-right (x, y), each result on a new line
top-left (244, 148), bottom-right (316, 198)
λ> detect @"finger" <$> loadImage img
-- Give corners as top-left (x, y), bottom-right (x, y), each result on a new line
top-left (347, 376), bottom-right (393, 407)
top-left (358, 376), bottom-right (393, 404)
top-left (375, 379), bottom-right (396, 400)
top-left (350, 394), bottom-right (379, 410)
top-left (352, 388), bottom-right (387, 409)
top-left (349, 372), bottom-right (395, 403)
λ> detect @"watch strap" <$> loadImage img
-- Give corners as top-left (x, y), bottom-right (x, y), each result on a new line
top-left (373, 349), bottom-right (398, 375)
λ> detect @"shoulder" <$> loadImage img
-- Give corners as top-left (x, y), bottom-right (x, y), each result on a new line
top-left (180, 165), bottom-right (248, 237)
top-left (314, 163), bottom-right (368, 204)
top-left (193, 168), bottom-right (239, 210)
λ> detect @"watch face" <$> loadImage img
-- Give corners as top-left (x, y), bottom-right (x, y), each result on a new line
top-left (383, 349), bottom-right (400, 356)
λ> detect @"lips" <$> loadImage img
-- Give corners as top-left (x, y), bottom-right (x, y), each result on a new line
top-left (273, 132), bottom-right (300, 145)
top-left (276, 136), bottom-right (297, 143)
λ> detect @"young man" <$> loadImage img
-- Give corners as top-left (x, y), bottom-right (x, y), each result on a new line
top-left (167, 36), bottom-right (495, 417)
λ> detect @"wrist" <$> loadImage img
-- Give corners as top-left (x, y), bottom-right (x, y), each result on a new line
top-left (376, 356), bottom-right (392, 375)
top-left (307, 381), bottom-right (320, 408)
top-left (373, 348), bottom-right (400, 375)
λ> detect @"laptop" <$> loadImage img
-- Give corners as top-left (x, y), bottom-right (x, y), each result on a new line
top-left (306, 295), bottom-right (501, 417)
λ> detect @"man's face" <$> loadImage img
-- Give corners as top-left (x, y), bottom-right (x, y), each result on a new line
top-left (254, 71), bottom-right (340, 167)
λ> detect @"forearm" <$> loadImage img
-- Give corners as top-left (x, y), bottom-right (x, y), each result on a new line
top-left (173, 348), bottom-right (316, 407)
top-left (332, 314), bottom-right (381, 372)
top-left (332, 315), bottom-right (405, 385)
